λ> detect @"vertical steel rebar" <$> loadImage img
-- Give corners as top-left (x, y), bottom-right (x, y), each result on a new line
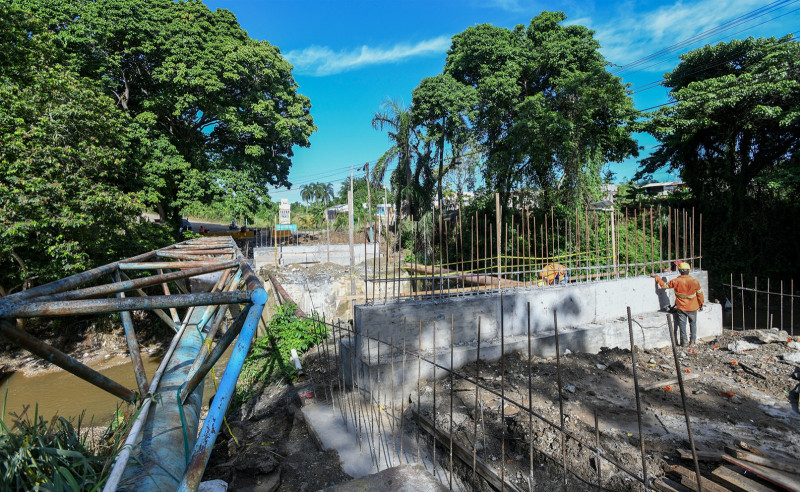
top-left (432, 321), bottom-right (437, 478)
top-left (553, 309), bottom-right (567, 487)
top-left (449, 314), bottom-right (454, 491)
top-left (755, 276), bottom-right (759, 331)
top-left (527, 302), bottom-right (533, 489)
top-left (400, 319), bottom-right (408, 461)
top-left (417, 320), bottom-right (423, 467)
top-left (741, 274), bottom-right (746, 332)
top-left (768, 278), bottom-right (771, 329)
top-left (473, 316), bottom-right (481, 481)
top-left (792, 279), bottom-right (795, 336)
top-left (500, 294), bottom-right (506, 491)
top-left (781, 280), bottom-right (785, 331)
top-left (667, 315), bottom-right (703, 492)
top-left (626, 307), bottom-right (648, 490)
top-left (391, 334), bottom-right (396, 466)
top-left (595, 408), bottom-right (602, 488)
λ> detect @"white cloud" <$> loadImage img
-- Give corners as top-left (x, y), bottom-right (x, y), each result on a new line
top-left (588, 0), bottom-right (779, 69)
top-left (286, 36), bottom-right (452, 76)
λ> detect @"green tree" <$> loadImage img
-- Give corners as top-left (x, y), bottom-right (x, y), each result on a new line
top-left (0, 3), bottom-right (169, 294)
top-left (372, 99), bottom-right (431, 219)
top-left (638, 35), bottom-right (800, 276)
top-left (411, 74), bottom-right (477, 213)
top-left (443, 11), bottom-right (638, 210)
top-left (22, 0), bottom-right (316, 230)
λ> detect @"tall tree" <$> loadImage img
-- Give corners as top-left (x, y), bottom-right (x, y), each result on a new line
top-left (372, 99), bottom-right (431, 219)
top-left (0, 3), bottom-right (169, 293)
top-left (21, 0), bottom-right (316, 229)
top-left (443, 11), bottom-right (638, 210)
top-left (639, 35), bottom-right (800, 275)
top-left (411, 73), bottom-right (477, 213)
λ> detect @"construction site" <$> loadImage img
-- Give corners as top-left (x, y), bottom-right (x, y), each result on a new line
top-left (2, 1), bottom-right (799, 490)
top-left (1, 202), bottom-right (798, 492)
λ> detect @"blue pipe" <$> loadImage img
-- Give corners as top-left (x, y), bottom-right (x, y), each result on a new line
top-left (177, 288), bottom-right (267, 491)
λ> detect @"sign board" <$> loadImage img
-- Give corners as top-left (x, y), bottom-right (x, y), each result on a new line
top-left (279, 198), bottom-right (291, 225)
top-left (275, 224), bottom-right (297, 232)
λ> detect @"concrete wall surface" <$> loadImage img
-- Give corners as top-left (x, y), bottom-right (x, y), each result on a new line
top-left (343, 304), bottom-right (722, 402)
top-left (354, 271), bottom-right (712, 357)
top-left (254, 244), bottom-right (382, 268)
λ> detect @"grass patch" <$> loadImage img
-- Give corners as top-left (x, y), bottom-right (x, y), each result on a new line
top-left (233, 303), bottom-right (326, 406)
top-left (0, 396), bottom-right (134, 491)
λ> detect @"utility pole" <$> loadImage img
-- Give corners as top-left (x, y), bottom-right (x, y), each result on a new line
top-left (364, 162), bottom-right (373, 243)
top-left (349, 166), bottom-right (356, 295)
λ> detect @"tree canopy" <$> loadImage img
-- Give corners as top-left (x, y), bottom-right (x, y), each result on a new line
top-left (442, 11), bottom-right (639, 211)
top-left (0, 3), bottom-right (170, 293)
top-left (638, 35), bottom-right (800, 275)
top-left (21, 0), bottom-right (316, 227)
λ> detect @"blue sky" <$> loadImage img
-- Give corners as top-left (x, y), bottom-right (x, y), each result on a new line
top-left (205, 0), bottom-right (800, 203)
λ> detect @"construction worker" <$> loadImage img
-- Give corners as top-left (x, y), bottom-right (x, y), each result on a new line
top-left (650, 262), bottom-right (704, 346)
top-left (540, 262), bottom-right (568, 285)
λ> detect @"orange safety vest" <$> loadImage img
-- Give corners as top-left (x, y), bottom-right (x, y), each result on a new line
top-left (656, 274), bottom-right (704, 312)
top-left (540, 263), bottom-right (567, 285)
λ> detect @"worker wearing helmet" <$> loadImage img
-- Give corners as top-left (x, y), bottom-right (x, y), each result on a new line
top-left (540, 262), bottom-right (568, 285)
top-left (650, 262), bottom-right (704, 346)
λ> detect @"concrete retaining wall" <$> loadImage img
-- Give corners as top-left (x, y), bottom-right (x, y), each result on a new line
top-left (354, 271), bottom-right (715, 357)
top-left (254, 244), bottom-right (382, 268)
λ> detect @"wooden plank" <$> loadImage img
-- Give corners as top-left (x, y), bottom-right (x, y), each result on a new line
top-left (724, 447), bottom-right (800, 475)
top-left (412, 408), bottom-right (523, 492)
top-left (735, 440), bottom-right (767, 457)
top-left (642, 373), bottom-right (699, 391)
top-left (723, 455), bottom-right (800, 492)
top-left (678, 448), bottom-right (723, 462)
top-left (712, 466), bottom-right (777, 492)
top-left (665, 464), bottom-right (732, 492)
top-left (653, 477), bottom-right (691, 492)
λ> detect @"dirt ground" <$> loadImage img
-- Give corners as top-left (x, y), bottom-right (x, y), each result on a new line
top-left (411, 329), bottom-right (800, 490)
top-left (203, 329), bottom-right (800, 491)
top-left (203, 379), bottom-right (352, 491)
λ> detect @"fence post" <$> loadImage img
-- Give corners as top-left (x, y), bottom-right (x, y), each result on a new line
top-left (495, 193), bottom-right (502, 279)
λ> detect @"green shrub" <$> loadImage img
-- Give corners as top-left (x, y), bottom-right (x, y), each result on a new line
top-left (234, 303), bottom-right (326, 405)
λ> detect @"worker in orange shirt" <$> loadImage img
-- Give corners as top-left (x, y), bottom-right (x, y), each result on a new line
top-left (650, 262), bottom-right (704, 346)
top-left (539, 262), bottom-right (568, 285)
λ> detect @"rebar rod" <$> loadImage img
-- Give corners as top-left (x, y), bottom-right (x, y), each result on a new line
top-left (666, 315), bottom-right (702, 492)
top-left (626, 307), bottom-right (648, 490)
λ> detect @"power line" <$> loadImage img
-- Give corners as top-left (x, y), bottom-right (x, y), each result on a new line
top-left (627, 9), bottom-right (800, 92)
top-left (611, 0), bottom-right (798, 75)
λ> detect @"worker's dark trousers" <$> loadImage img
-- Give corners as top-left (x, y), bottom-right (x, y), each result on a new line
top-left (673, 309), bottom-right (698, 345)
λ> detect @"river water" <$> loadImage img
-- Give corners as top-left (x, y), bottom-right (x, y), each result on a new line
top-left (0, 348), bottom-right (232, 425)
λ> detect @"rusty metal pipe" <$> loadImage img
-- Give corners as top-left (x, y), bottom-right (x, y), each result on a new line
top-left (0, 319), bottom-right (136, 402)
top-left (119, 261), bottom-right (226, 270)
top-left (180, 303), bottom-right (251, 402)
top-left (1, 251), bottom-right (157, 303)
top-left (44, 260), bottom-right (238, 302)
top-left (0, 291), bottom-right (252, 318)
top-left (178, 294), bottom-right (267, 491)
top-left (113, 272), bottom-right (150, 396)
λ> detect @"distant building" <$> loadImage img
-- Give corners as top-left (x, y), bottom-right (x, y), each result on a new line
top-left (601, 183), bottom-right (619, 199)
top-left (279, 198), bottom-right (291, 224)
top-left (324, 203), bottom-right (348, 222)
top-left (640, 181), bottom-right (686, 196)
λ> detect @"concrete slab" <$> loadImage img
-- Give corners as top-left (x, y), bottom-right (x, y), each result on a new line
top-left (319, 463), bottom-right (447, 492)
top-left (354, 271), bottom-right (711, 359)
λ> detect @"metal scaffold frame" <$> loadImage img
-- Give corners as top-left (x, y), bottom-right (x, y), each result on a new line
top-left (0, 236), bottom-right (267, 491)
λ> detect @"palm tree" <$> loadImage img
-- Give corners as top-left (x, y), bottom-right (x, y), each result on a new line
top-left (372, 99), bottom-right (424, 219)
top-left (300, 184), bottom-right (314, 204)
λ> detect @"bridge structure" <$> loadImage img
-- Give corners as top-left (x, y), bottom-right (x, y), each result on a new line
top-left (0, 236), bottom-right (267, 491)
